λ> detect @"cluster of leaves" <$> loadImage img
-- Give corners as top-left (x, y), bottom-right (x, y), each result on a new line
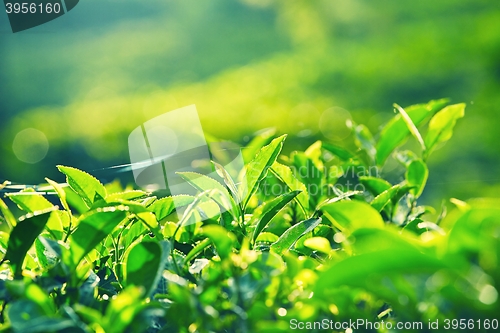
top-left (0, 99), bottom-right (499, 333)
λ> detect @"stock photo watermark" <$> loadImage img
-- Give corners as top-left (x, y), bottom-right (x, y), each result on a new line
top-left (3, 0), bottom-right (80, 32)
top-left (127, 105), bottom-right (379, 224)
top-left (289, 318), bottom-right (500, 331)
top-left (128, 105), bottom-right (246, 222)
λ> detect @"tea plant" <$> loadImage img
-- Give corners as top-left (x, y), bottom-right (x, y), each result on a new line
top-left (0, 99), bottom-right (499, 333)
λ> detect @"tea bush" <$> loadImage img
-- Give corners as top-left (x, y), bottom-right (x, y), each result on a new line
top-left (0, 99), bottom-right (499, 332)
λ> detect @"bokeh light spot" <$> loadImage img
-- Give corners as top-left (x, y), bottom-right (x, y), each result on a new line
top-left (479, 284), bottom-right (498, 305)
top-left (319, 106), bottom-right (352, 141)
top-left (12, 128), bottom-right (49, 164)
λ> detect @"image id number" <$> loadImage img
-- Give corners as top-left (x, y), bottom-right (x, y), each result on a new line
top-left (5, 2), bottom-right (61, 14)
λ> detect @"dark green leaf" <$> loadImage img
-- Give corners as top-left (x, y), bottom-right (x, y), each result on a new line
top-left (7, 298), bottom-right (75, 333)
top-left (3, 207), bottom-right (57, 276)
top-left (124, 241), bottom-right (166, 296)
top-left (0, 198), bottom-right (17, 228)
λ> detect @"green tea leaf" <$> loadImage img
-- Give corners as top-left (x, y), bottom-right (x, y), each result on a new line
top-left (239, 135), bottom-right (286, 209)
top-left (271, 217), bottom-right (321, 254)
top-left (317, 190), bottom-right (363, 209)
top-left (255, 232), bottom-right (279, 245)
top-left (349, 121), bottom-right (376, 160)
top-left (406, 159), bottom-right (428, 197)
top-left (150, 195), bottom-right (194, 221)
top-left (63, 186), bottom-right (89, 214)
top-left (304, 141), bottom-right (324, 167)
top-left (103, 286), bottom-right (145, 333)
top-left (322, 143), bottom-right (355, 161)
top-left (106, 190), bottom-right (149, 202)
top-left (7, 189), bottom-right (54, 213)
top-left (303, 237), bottom-right (331, 254)
top-left (376, 99), bottom-right (449, 166)
top-left (242, 127), bottom-right (276, 163)
top-left (178, 172), bottom-right (239, 218)
top-left (393, 150), bottom-right (419, 167)
top-left (213, 161), bottom-right (240, 203)
top-left (424, 103), bottom-right (465, 158)
top-left (58, 166), bottom-right (107, 208)
top-left (162, 221), bottom-right (178, 239)
top-left (403, 220), bottom-right (445, 235)
top-left (45, 178), bottom-right (71, 213)
top-left (6, 281), bottom-right (56, 315)
top-left (446, 206), bottom-right (500, 255)
top-left (0, 198), bottom-right (17, 228)
top-left (2, 207), bottom-right (57, 276)
top-left (270, 162), bottom-right (309, 216)
top-left (98, 199), bottom-right (149, 215)
top-left (370, 184), bottom-right (402, 212)
top-left (6, 300), bottom-right (74, 332)
top-left (359, 176), bottom-right (392, 196)
top-left (292, 152), bottom-right (322, 208)
top-left (44, 210), bottom-right (67, 240)
top-left (251, 190), bottom-right (300, 243)
top-left (135, 212), bottom-right (162, 239)
top-left (349, 228), bottom-right (423, 255)
top-left (393, 103), bottom-right (426, 152)
top-left (175, 191), bottom-right (211, 231)
top-left (124, 241), bottom-right (164, 296)
top-left (183, 238), bottom-right (212, 265)
top-left (199, 225), bottom-right (236, 260)
top-left (68, 207), bottom-right (127, 267)
top-left (321, 201), bottom-right (384, 232)
top-left (315, 249), bottom-right (444, 295)
top-left (35, 237), bottom-right (62, 269)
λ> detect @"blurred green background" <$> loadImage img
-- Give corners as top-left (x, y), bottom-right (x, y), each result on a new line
top-left (1, 0), bottom-right (499, 204)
